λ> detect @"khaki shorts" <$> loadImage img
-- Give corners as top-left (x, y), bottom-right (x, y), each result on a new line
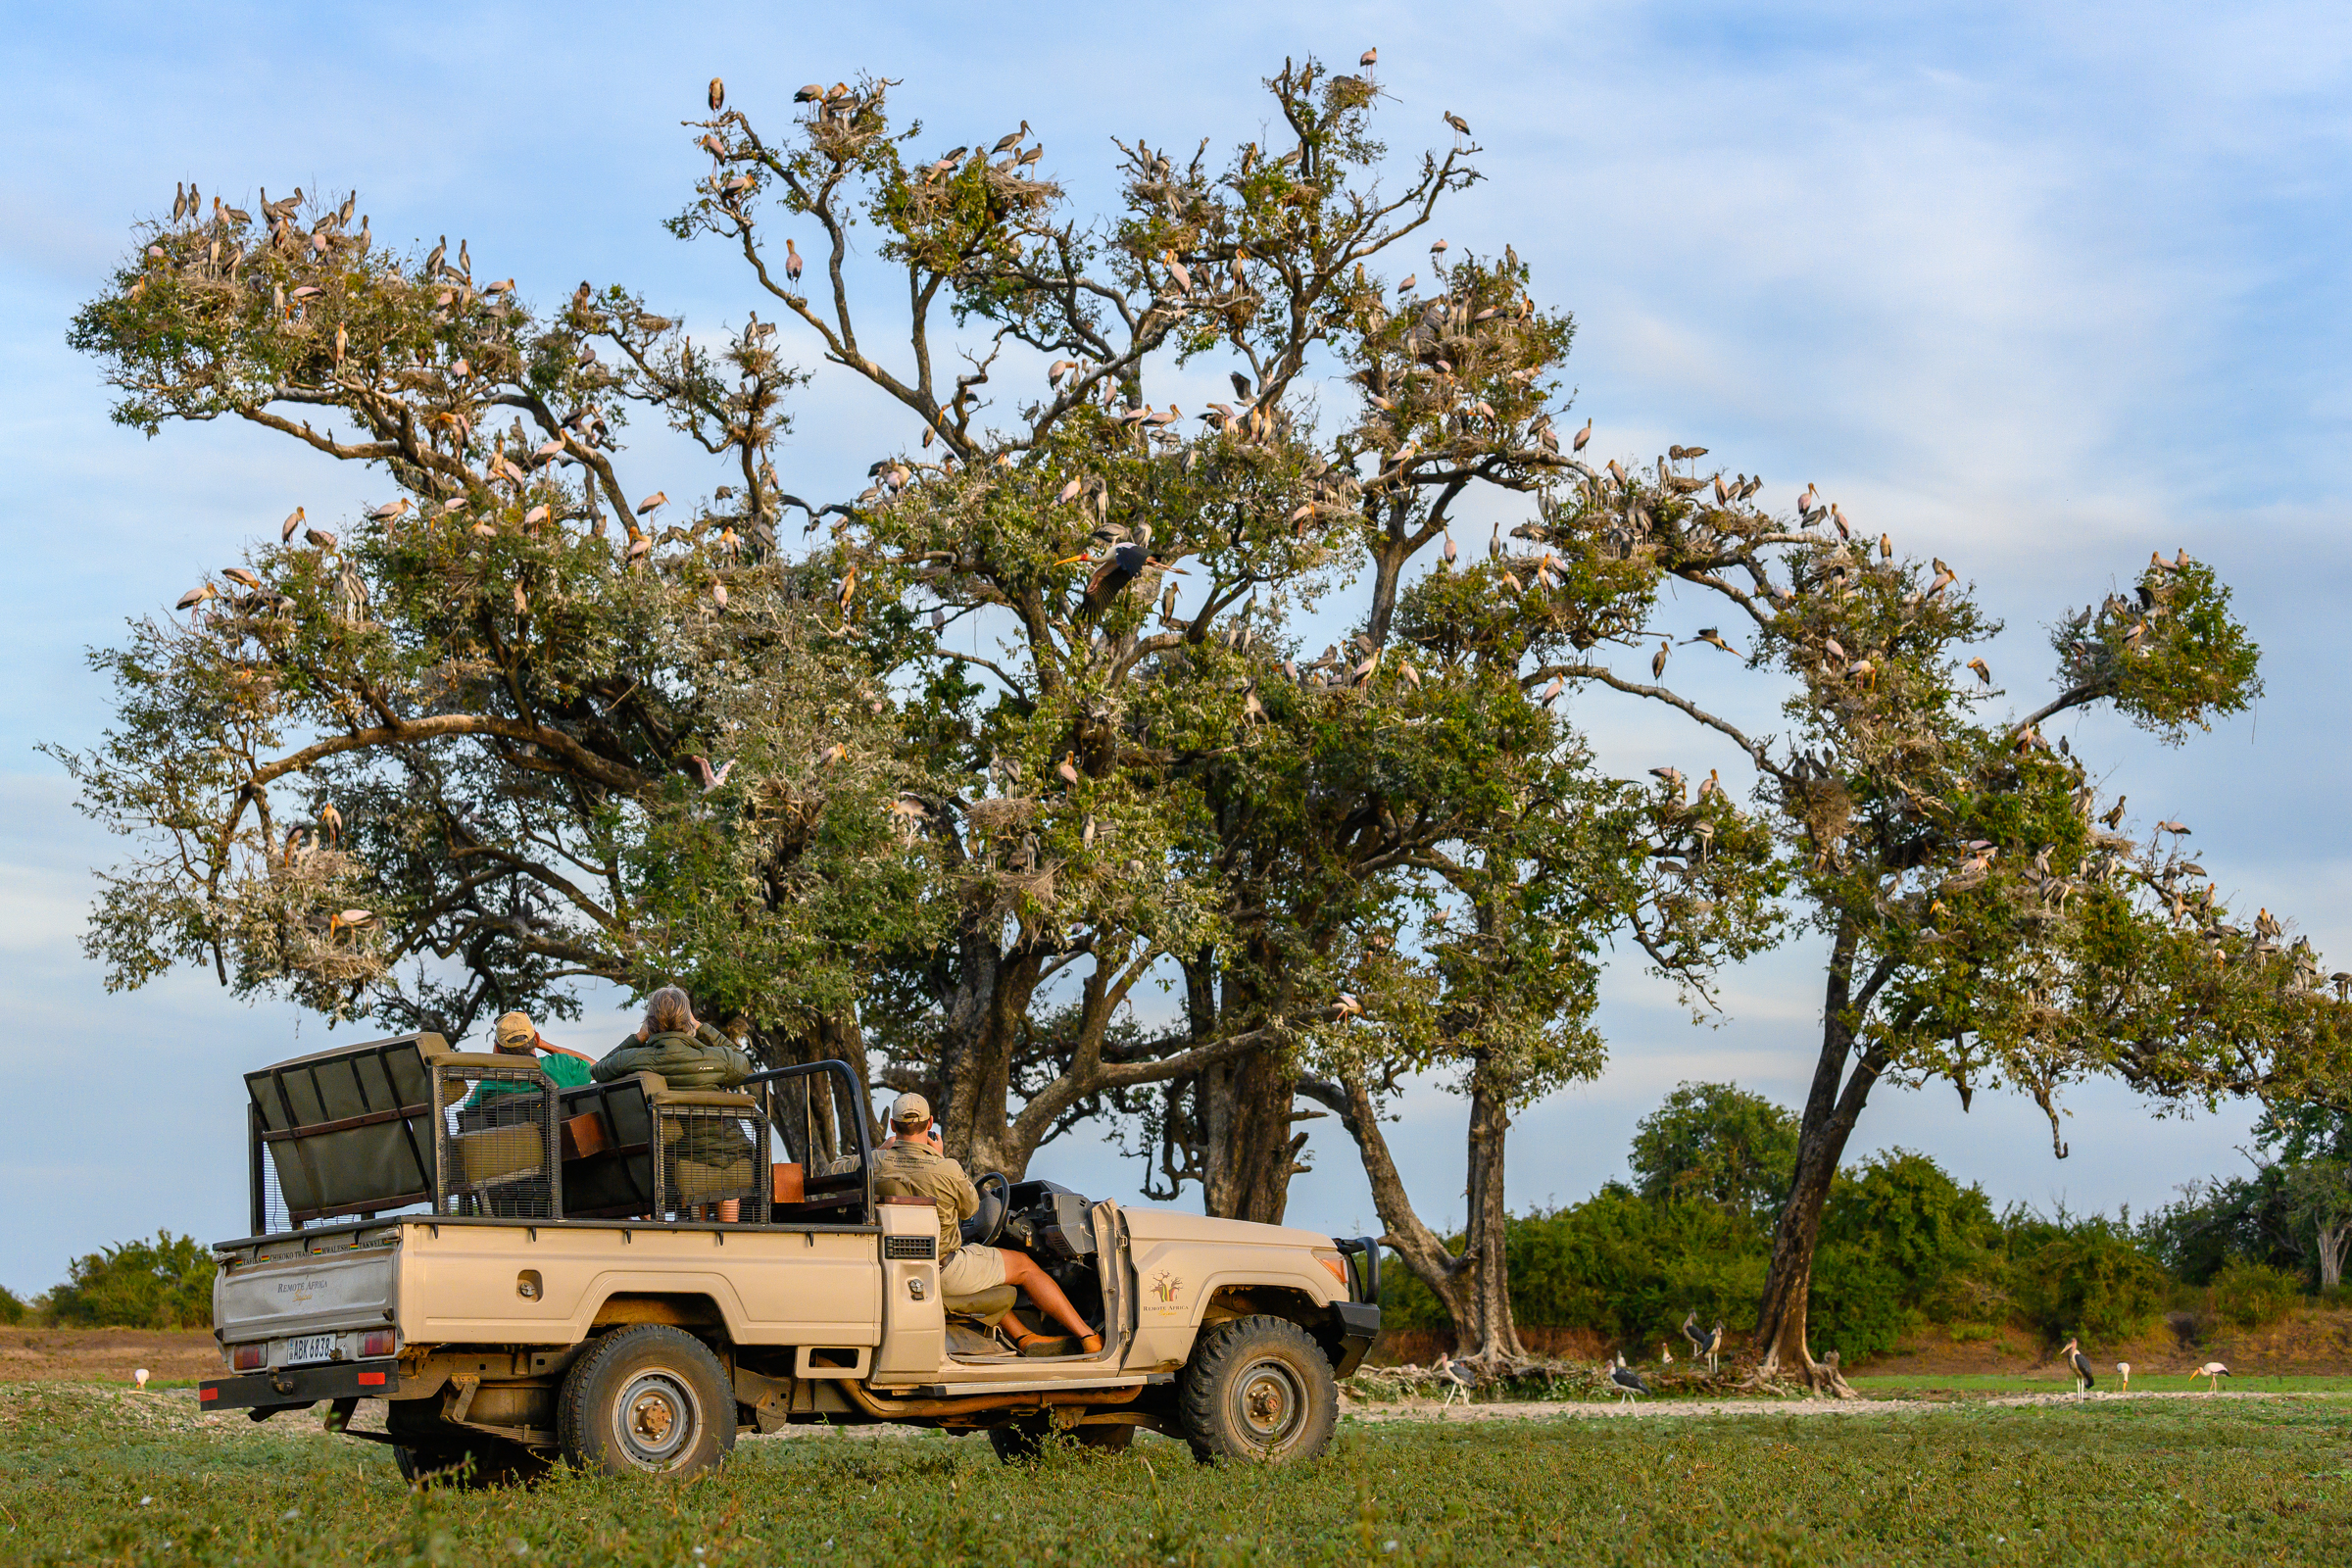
top-left (939, 1244), bottom-right (1006, 1296)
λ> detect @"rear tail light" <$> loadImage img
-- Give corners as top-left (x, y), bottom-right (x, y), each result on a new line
top-left (230, 1344), bottom-right (265, 1371)
top-left (360, 1331), bottom-right (396, 1358)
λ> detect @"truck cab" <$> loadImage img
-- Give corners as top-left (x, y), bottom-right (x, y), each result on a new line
top-left (201, 1032), bottom-right (1379, 1479)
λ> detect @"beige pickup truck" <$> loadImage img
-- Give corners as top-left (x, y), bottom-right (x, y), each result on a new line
top-left (200, 1033), bottom-right (1379, 1481)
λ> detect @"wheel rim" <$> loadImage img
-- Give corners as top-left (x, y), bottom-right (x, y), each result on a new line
top-left (611, 1368), bottom-right (701, 1469)
top-left (1230, 1356), bottom-right (1307, 1449)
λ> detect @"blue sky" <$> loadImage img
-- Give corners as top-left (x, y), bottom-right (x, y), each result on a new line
top-left (2, 1), bottom-right (2347, 1292)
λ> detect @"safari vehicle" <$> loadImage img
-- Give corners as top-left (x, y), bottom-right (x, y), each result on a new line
top-left (199, 1033), bottom-right (1379, 1480)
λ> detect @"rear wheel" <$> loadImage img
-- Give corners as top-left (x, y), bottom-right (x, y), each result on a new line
top-left (557, 1325), bottom-right (734, 1478)
top-left (988, 1414), bottom-right (1138, 1462)
top-left (1177, 1316), bottom-right (1337, 1463)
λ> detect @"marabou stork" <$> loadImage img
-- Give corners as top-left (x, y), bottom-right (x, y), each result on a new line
top-left (2060, 1337), bottom-right (2095, 1397)
top-left (1434, 1351), bottom-right (1473, 1407)
top-left (1609, 1352), bottom-right (1649, 1405)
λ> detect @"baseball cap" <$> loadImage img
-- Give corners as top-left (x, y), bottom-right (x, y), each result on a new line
top-left (889, 1092), bottom-right (932, 1130)
top-left (493, 1011), bottom-right (538, 1051)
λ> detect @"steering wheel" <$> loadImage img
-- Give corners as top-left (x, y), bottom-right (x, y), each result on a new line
top-left (960, 1171), bottom-right (1011, 1248)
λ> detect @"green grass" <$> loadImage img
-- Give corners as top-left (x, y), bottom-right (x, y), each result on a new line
top-left (1847, 1373), bottom-right (2352, 1397)
top-left (3, 1385), bottom-right (2349, 1565)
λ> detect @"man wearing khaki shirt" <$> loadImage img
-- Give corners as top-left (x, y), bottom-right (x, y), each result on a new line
top-left (871, 1093), bottom-right (1102, 1354)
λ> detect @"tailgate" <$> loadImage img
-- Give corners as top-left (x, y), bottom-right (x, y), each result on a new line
top-left (215, 1238), bottom-right (400, 1344)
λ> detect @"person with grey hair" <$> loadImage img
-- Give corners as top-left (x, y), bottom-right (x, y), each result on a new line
top-left (591, 986), bottom-right (753, 1088)
top-left (593, 987), bottom-right (756, 1219)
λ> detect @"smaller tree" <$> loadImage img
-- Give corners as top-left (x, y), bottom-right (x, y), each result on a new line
top-left (47, 1232), bottom-right (217, 1330)
top-left (1628, 1082), bottom-right (1797, 1218)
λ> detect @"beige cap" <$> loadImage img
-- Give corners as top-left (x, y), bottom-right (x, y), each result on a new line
top-left (493, 1011), bottom-right (538, 1051)
top-left (889, 1092), bottom-right (932, 1130)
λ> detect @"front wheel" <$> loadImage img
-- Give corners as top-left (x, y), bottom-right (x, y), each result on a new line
top-left (557, 1325), bottom-right (734, 1478)
top-left (1176, 1315), bottom-right (1338, 1463)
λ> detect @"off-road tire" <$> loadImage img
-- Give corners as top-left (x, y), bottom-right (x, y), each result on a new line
top-left (1176, 1315), bottom-right (1338, 1463)
top-left (392, 1440), bottom-right (551, 1490)
top-left (557, 1325), bottom-right (734, 1478)
top-left (988, 1415), bottom-right (1139, 1462)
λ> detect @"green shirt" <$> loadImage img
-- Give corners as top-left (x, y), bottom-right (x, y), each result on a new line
top-left (465, 1050), bottom-right (594, 1106)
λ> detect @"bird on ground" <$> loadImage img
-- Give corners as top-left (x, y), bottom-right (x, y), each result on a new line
top-left (2116, 1361), bottom-right (2132, 1393)
top-left (1435, 1351), bottom-right (1472, 1406)
top-left (133, 1368), bottom-right (150, 1390)
top-left (2192, 1361), bottom-right (2230, 1393)
top-left (689, 756), bottom-right (734, 792)
top-left (1695, 1318), bottom-right (1723, 1375)
top-left (2061, 1337), bottom-right (2095, 1397)
top-left (1609, 1352), bottom-right (1648, 1404)
top-left (1681, 1311), bottom-right (1706, 1357)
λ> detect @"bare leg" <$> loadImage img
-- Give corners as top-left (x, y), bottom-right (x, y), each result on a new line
top-left (998, 1250), bottom-right (1102, 1349)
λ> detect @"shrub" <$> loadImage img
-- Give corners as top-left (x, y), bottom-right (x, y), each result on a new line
top-left (1628, 1083), bottom-right (1798, 1219)
top-left (2005, 1211), bottom-right (2171, 1341)
top-left (2206, 1258), bottom-right (2301, 1330)
top-left (0, 1286), bottom-right (27, 1326)
top-left (45, 1232), bottom-right (216, 1330)
top-left (1809, 1151), bottom-right (2000, 1359)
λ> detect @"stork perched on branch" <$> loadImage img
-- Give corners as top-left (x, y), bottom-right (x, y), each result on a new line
top-left (2060, 1338), bottom-right (2095, 1397)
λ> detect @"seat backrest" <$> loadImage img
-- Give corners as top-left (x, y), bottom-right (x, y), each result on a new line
top-left (245, 1033), bottom-right (449, 1228)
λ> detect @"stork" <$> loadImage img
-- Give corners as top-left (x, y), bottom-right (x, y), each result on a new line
top-left (2192, 1360), bottom-right (2230, 1394)
top-left (2060, 1338), bottom-right (2095, 1397)
top-left (2116, 1361), bottom-right (2131, 1394)
top-left (1680, 1312), bottom-right (1724, 1376)
top-left (1609, 1352), bottom-right (1649, 1405)
top-left (1433, 1351), bottom-right (1473, 1407)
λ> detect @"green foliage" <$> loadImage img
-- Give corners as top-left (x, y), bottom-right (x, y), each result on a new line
top-left (1628, 1082), bottom-right (1796, 1217)
top-left (2001, 1208), bottom-right (2171, 1341)
top-left (0, 1286), bottom-right (28, 1326)
top-left (2206, 1258), bottom-right (2302, 1330)
top-left (44, 1231), bottom-right (216, 1330)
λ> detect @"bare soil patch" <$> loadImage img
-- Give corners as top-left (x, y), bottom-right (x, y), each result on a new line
top-left (0, 1326), bottom-right (220, 1384)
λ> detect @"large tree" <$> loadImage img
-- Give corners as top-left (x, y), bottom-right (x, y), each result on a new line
top-left (1509, 455), bottom-right (2350, 1388)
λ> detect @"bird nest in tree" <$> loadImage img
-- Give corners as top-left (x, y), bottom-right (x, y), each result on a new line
top-left (961, 797), bottom-right (1039, 836)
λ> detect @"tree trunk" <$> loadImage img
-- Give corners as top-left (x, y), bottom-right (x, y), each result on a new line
top-left (1752, 920), bottom-right (1883, 1396)
top-left (2317, 1221), bottom-right (2349, 1292)
top-left (1304, 1060), bottom-right (1525, 1362)
top-left (1201, 1041), bottom-right (1303, 1224)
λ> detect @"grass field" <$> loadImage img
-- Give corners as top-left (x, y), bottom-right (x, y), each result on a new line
top-left (3, 1386), bottom-right (2349, 1565)
top-left (1845, 1373), bottom-right (2352, 1398)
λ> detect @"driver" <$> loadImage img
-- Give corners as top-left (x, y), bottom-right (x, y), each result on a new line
top-left (872, 1093), bottom-right (1102, 1354)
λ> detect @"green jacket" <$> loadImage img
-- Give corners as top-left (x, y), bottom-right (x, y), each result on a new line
top-left (464, 1050), bottom-right (593, 1107)
top-left (591, 1025), bottom-right (754, 1090)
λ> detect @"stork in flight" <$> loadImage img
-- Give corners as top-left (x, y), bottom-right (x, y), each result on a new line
top-left (2060, 1338), bottom-right (2095, 1398)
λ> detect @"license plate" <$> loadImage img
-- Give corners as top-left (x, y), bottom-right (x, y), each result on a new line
top-left (282, 1334), bottom-right (338, 1366)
